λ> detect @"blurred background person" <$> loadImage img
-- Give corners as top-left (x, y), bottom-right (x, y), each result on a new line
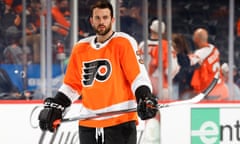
top-left (0, 0), bottom-right (21, 63)
top-left (3, 26), bottom-right (24, 64)
top-left (190, 28), bottom-right (229, 100)
top-left (172, 33), bottom-right (198, 99)
top-left (51, 0), bottom-right (71, 59)
top-left (139, 19), bottom-right (169, 99)
top-left (221, 63), bottom-right (240, 100)
top-left (119, 0), bottom-right (143, 43)
top-left (138, 19), bottom-right (165, 144)
top-left (139, 19), bottom-right (179, 100)
top-left (22, 0), bottom-right (42, 64)
top-left (51, 0), bottom-right (87, 60)
top-left (1, 0), bottom-right (39, 64)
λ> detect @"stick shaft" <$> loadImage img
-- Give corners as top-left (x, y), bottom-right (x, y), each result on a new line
top-left (60, 72), bottom-right (219, 123)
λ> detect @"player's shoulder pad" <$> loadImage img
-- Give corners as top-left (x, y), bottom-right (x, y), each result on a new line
top-left (194, 44), bottom-right (215, 61)
top-left (114, 32), bottom-right (137, 42)
top-left (113, 32), bottom-right (138, 48)
top-left (71, 35), bottom-right (95, 53)
top-left (77, 35), bottom-right (95, 44)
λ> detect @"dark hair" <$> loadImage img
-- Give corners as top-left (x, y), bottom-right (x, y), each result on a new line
top-left (90, 0), bottom-right (113, 17)
top-left (172, 33), bottom-right (191, 54)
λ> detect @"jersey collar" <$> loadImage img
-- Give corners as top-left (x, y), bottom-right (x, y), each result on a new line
top-left (91, 32), bottom-right (115, 49)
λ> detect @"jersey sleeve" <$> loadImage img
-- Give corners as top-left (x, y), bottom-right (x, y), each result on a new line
top-left (58, 44), bottom-right (82, 102)
top-left (118, 34), bottom-right (152, 94)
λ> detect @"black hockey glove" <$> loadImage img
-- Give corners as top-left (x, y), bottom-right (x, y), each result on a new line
top-left (38, 92), bottom-right (71, 132)
top-left (135, 86), bottom-right (158, 120)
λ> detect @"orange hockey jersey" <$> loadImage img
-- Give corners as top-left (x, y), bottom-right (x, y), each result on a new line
top-left (59, 32), bottom-right (152, 128)
top-left (148, 40), bottom-right (168, 79)
top-left (191, 44), bottom-right (229, 100)
top-left (139, 39), bottom-right (168, 88)
top-left (138, 39), bottom-right (180, 97)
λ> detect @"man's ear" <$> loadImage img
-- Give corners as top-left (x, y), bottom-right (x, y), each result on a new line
top-left (89, 17), bottom-right (93, 26)
top-left (111, 17), bottom-right (115, 24)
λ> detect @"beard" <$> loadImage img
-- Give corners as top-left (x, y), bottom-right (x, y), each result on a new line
top-left (93, 24), bottom-right (112, 36)
top-left (59, 7), bottom-right (68, 13)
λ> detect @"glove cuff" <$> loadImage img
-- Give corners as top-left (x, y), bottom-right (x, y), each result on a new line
top-left (44, 92), bottom-right (71, 111)
top-left (135, 85), bottom-right (152, 103)
top-left (54, 92), bottom-right (71, 107)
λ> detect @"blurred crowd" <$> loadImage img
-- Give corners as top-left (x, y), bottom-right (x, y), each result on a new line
top-left (0, 0), bottom-right (41, 64)
top-left (0, 0), bottom-right (240, 100)
top-left (0, 0), bottom-right (88, 65)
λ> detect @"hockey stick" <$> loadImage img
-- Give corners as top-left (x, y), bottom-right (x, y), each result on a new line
top-left (158, 71), bottom-right (219, 108)
top-left (53, 72), bottom-right (219, 126)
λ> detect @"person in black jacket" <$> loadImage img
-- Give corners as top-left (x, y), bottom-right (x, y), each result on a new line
top-left (172, 33), bottom-right (199, 99)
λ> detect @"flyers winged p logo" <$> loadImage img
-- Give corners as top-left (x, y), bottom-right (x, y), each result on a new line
top-left (82, 59), bottom-right (112, 87)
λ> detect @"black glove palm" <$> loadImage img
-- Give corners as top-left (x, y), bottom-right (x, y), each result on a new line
top-left (135, 86), bottom-right (158, 120)
top-left (38, 92), bottom-right (71, 132)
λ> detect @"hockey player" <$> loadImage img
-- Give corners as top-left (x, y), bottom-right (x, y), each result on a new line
top-left (139, 19), bottom-right (179, 99)
top-left (138, 19), bottom-right (178, 144)
top-left (191, 28), bottom-right (229, 100)
top-left (38, 0), bottom-right (158, 144)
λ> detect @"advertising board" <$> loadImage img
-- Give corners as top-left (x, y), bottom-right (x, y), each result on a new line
top-left (1, 101), bottom-right (240, 144)
top-left (0, 101), bottom-right (145, 144)
top-left (161, 103), bottom-right (240, 144)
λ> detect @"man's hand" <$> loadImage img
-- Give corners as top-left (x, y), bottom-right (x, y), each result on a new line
top-left (137, 95), bottom-right (158, 120)
top-left (38, 92), bottom-right (71, 132)
top-left (135, 86), bottom-right (158, 120)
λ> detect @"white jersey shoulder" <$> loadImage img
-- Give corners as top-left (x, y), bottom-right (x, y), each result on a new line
top-left (139, 39), bottom-right (159, 49)
top-left (114, 32), bottom-right (139, 51)
top-left (147, 39), bottom-right (159, 45)
top-left (114, 32), bottom-right (138, 44)
top-left (78, 35), bottom-right (95, 44)
top-left (191, 44), bottom-right (215, 65)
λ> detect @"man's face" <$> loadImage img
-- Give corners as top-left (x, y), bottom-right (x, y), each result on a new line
top-left (58, 0), bottom-right (69, 13)
top-left (120, 7), bottom-right (128, 16)
top-left (90, 8), bottom-right (114, 36)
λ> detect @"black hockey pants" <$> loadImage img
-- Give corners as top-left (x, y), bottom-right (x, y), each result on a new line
top-left (78, 120), bottom-right (137, 144)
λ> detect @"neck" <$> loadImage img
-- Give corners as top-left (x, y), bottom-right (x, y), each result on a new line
top-left (198, 42), bottom-right (209, 48)
top-left (96, 30), bottom-right (114, 43)
top-left (150, 32), bottom-right (159, 40)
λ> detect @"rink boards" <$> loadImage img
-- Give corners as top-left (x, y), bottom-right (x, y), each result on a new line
top-left (0, 100), bottom-right (146, 144)
top-left (1, 100), bottom-right (240, 144)
top-left (161, 102), bottom-right (240, 144)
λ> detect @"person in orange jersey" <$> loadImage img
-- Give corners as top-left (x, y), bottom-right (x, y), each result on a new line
top-left (139, 19), bottom-right (179, 99)
top-left (139, 20), bottom-right (169, 98)
top-left (38, 1), bottom-right (158, 144)
top-left (191, 28), bottom-right (229, 100)
top-left (51, 0), bottom-right (70, 40)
